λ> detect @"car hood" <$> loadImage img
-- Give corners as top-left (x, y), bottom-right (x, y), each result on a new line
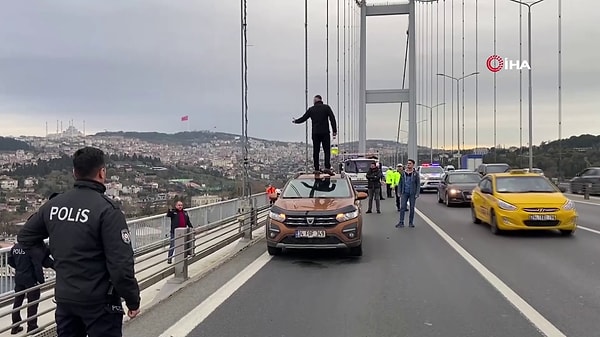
top-left (274, 198), bottom-right (355, 211)
top-left (496, 192), bottom-right (568, 206)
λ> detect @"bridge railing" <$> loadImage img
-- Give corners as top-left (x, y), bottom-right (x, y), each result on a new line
top-left (0, 192), bottom-right (271, 337)
top-left (0, 192), bottom-right (268, 295)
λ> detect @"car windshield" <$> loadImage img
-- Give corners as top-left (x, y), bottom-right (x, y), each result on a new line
top-left (420, 167), bottom-right (444, 174)
top-left (282, 178), bottom-right (352, 198)
top-left (495, 177), bottom-right (558, 193)
top-left (486, 165), bottom-right (510, 173)
top-left (344, 160), bottom-right (375, 173)
top-left (448, 173), bottom-right (481, 184)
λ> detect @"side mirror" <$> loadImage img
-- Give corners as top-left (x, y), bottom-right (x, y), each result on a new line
top-left (558, 186), bottom-right (567, 193)
top-left (481, 188), bottom-right (492, 194)
top-left (356, 192), bottom-right (368, 200)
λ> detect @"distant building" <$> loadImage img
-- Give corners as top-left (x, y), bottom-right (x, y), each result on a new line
top-left (191, 195), bottom-right (221, 207)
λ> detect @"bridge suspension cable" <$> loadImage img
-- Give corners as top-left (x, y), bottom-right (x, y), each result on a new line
top-left (395, 28), bottom-right (409, 164)
top-left (336, 0), bottom-right (340, 147)
top-left (304, 0), bottom-right (309, 170)
top-left (443, 0), bottom-right (446, 154)
top-left (475, 0), bottom-right (479, 151)
top-left (240, 0), bottom-right (250, 197)
top-left (461, 0), bottom-right (465, 151)
top-left (326, 0), bottom-right (330, 108)
top-left (493, 0), bottom-right (497, 160)
top-left (436, 0), bottom-right (440, 152)
top-left (450, 0), bottom-right (454, 155)
top-left (343, 0), bottom-right (347, 149)
top-left (519, 1), bottom-right (523, 166)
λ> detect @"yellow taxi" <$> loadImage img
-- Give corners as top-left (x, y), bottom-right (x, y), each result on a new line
top-left (470, 169), bottom-right (577, 235)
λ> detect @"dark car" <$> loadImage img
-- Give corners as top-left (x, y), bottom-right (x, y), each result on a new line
top-left (570, 167), bottom-right (600, 194)
top-left (476, 163), bottom-right (510, 176)
top-left (437, 171), bottom-right (482, 206)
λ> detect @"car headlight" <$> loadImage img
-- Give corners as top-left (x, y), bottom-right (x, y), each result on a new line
top-left (497, 200), bottom-right (517, 211)
top-left (336, 209), bottom-right (359, 222)
top-left (449, 189), bottom-right (460, 194)
top-left (420, 175), bottom-right (426, 180)
top-left (269, 211), bottom-right (285, 222)
top-left (562, 199), bottom-right (575, 210)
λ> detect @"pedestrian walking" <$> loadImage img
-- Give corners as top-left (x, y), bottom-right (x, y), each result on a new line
top-left (396, 159), bottom-right (420, 227)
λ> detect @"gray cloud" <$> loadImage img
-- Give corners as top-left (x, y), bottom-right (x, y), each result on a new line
top-left (0, 0), bottom-right (598, 148)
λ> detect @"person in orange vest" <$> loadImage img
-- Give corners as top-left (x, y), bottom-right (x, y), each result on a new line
top-left (266, 184), bottom-right (277, 205)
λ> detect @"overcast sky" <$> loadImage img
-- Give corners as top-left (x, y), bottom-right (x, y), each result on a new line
top-left (0, 0), bottom-right (597, 148)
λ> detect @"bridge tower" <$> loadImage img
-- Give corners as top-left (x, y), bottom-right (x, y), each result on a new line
top-left (358, 0), bottom-right (426, 161)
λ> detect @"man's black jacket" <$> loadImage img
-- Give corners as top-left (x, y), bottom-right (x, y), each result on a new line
top-left (8, 242), bottom-right (53, 288)
top-left (17, 180), bottom-right (140, 310)
top-left (166, 209), bottom-right (193, 233)
top-left (366, 168), bottom-right (383, 189)
top-left (294, 101), bottom-right (338, 134)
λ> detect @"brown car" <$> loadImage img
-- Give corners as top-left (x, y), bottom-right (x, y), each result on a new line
top-left (266, 172), bottom-right (368, 256)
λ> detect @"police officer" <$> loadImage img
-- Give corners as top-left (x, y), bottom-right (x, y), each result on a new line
top-left (8, 242), bottom-right (53, 334)
top-left (17, 147), bottom-right (140, 337)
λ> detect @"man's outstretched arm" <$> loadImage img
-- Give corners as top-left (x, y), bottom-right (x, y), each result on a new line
top-left (293, 109), bottom-right (311, 124)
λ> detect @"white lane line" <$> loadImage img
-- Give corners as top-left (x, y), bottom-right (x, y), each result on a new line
top-left (579, 226), bottom-right (600, 235)
top-left (159, 252), bottom-right (273, 337)
top-left (572, 199), bottom-right (600, 206)
top-left (415, 208), bottom-right (567, 337)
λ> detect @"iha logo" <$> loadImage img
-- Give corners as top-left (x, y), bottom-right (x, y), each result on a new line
top-left (486, 54), bottom-right (530, 72)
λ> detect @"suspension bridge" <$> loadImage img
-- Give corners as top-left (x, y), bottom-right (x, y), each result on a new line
top-left (3, 1), bottom-right (600, 337)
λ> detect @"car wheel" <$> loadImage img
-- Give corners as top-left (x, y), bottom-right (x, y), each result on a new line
top-left (560, 229), bottom-right (574, 236)
top-left (490, 212), bottom-right (502, 235)
top-left (267, 246), bottom-right (282, 256)
top-left (438, 190), bottom-right (443, 203)
top-left (349, 244), bottom-right (363, 257)
top-left (445, 193), bottom-right (451, 207)
top-left (471, 204), bottom-right (481, 224)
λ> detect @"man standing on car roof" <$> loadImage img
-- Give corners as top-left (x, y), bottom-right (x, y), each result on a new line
top-left (17, 146), bottom-right (140, 337)
top-left (292, 94), bottom-right (338, 175)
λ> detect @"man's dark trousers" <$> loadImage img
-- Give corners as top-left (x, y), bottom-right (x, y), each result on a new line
top-left (56, 301), bottom-right (124, 337)
top-left (312, 133), bottom-right (331, 171)
top-left (12, 284), bottom-right (41, 331)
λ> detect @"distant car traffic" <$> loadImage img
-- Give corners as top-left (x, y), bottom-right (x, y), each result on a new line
top-left (471, 169), bottom-right (577, 236)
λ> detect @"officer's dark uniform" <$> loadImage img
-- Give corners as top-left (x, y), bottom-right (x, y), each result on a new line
top-left (7, 242), bottom-right (53, 334)
top-left (17, 180), bottom-right (140, 337)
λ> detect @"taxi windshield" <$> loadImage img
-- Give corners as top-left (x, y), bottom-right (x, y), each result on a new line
top-left (344, 160), bottom-right (375, 173)
top-left (495, 176), bottom-right (558, 193)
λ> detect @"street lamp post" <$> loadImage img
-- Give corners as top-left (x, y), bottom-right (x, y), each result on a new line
top-left (436, 72), bottom-right (478, 167)
top-left (417, 103), bottom-right (445, 163)
top-left (509, 0), bottom-right (545, 171)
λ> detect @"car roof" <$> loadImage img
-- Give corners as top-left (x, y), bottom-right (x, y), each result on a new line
top-left (489, 170), bottom-right (543, 178)
top-left (293, 173), bottom-right (346, 180)
top-left (447, 170), bottom-right (478, 174)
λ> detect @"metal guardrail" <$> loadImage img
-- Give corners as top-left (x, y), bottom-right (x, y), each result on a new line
top-left (0, 192), bottom-right (268, 294)
top-left (0, 192), bottom-right (270, 337)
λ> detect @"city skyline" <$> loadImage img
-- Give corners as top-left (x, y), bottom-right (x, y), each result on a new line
top-left (0, 0), bottom-right (597, 147)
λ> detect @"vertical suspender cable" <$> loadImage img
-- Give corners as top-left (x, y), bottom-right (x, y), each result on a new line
top-left (326, 0), bottom-right (330, 104)
top-left (336, 0), bottom-right (340, 147)
top-left (431, 3), bottom-right (435, 152)
top-left (461, 0), bottom-right (465, 151)
top-left (343, 0), bottom-right (347, 149)
top-left (436, 1), bottom-right (439, 151)
top-left (475, 0), bottom-right (479, 151)
top-left (519, 2), bottom-right (523, 166)
top-left (558, 0), bottom-right (562, 178)
top-left (493, 0), bottom-right (497, 160)
top-left (396, 29), bottom-right (409, 160)
top-left (240, 0), bottom-right (245, 196)
top-left (426, 3), bottom-right (430, 152)
top-left (240, 0), bottom-right (250, 197)
top-left (304, 0), bottom-right (309, 170)
top-left (443, 0), bottom-right (446, 154)
top-left (451, 0), bottom-right (454, 154)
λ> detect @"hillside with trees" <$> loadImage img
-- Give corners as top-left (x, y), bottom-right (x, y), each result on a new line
top-left (0, 137), bottom-right (31, 151)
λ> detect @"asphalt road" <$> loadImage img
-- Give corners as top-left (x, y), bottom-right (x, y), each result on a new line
top-left (125, 193), bottom-right (600, 337)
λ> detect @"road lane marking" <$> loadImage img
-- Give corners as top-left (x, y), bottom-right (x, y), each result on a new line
top-left (159, 252), bottom-right (272, 337)
top-left (579, 226), bottom-right (600, 235)
top-left (415, 208), bottom-right (567, 337)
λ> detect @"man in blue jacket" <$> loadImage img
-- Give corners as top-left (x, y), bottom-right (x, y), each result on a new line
top-left (396, 159), bottom-right (420, 228)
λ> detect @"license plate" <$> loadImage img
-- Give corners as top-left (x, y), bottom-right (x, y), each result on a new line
top-left (466, 195), bottom-right (471, 199)
top-left (295, 230), bottom-right (326, 238)
top-left (529, 214), bottom-right (556, 221)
